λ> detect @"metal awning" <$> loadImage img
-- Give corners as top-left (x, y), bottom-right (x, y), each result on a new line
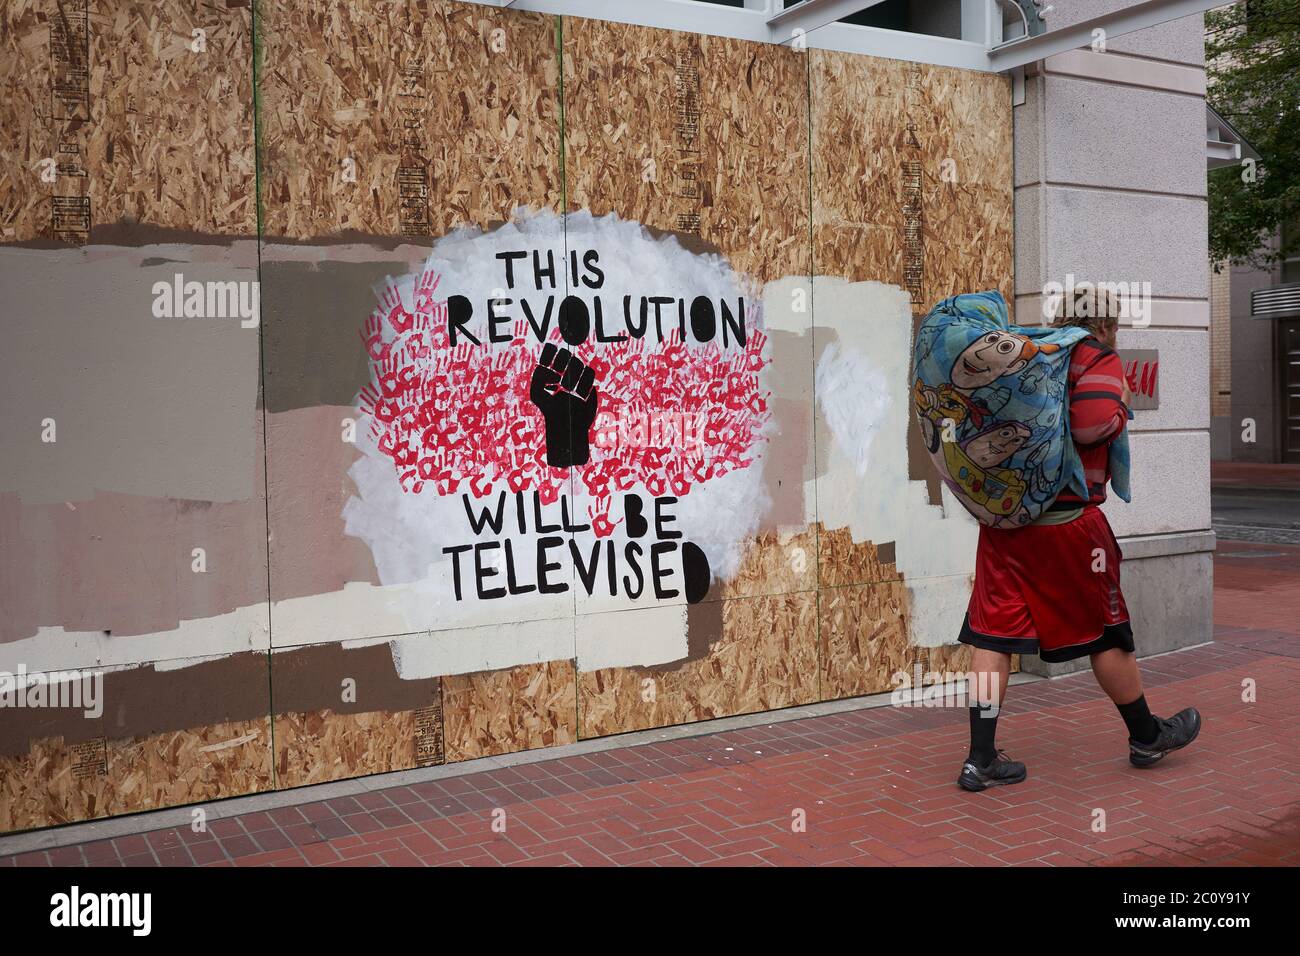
top-left (1252, 284), bottom-right (1300, 320)
top-left (486, 0), bottom-right (1225, 73)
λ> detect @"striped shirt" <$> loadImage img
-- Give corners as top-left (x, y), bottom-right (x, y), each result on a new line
top-left (1055, 336), bottom-right (1129, 507)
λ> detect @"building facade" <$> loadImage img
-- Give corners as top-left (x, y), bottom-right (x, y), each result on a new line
top-left (0, 0), bottom-right (1219, 829)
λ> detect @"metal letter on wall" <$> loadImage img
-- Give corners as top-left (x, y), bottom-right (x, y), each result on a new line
top-left (1117, 348), bottom-right (1159, 410)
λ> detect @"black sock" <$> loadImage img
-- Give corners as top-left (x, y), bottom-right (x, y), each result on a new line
top-left (968, 702), bottom-right (999, 766)
top-left (1117, 694), bottom-right (1160, 744)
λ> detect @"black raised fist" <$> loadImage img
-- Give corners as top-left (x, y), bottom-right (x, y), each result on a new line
top-left (529, 343), bottom-right (599, 468)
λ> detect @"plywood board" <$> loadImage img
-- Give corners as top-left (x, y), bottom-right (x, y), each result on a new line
top-left (817, 579), bottom-right (911, 700)
top-left (442, 660), bottom-right (577, 762)
top-left (0, 0), bottom-right (256, 244)
top-left (0, 12), bottom-right (1024, 836)
top-left (0, 717), bottom-right (271, 833)
top-left (0, 239), bottom-right (269, 682)
top-left (718, 527), bottom-right (817, 600)
top-left (0, 645), bottom-right (273, 834)
top-left (810, 51), bottom-right (1013, 304)
top-left (258, 0), bottom-right (562, 239)
top-left (269, 639), bottom-right (444, 787)
top-left (562, 17), bottom-right (810, 285)
top-left (809, 52), bottom-right (1013, 689)
top-left (558, 18), bottom-right (818, 734)
top-left (274, 710), bottom-right (431, 789)
top-left (817, 528), bottom-right (900, 590)
top-left (578, 590), bottom-right (818, 737)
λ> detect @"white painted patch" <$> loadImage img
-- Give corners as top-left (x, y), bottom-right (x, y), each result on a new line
top-left (668, 464), bottom-right (770, 585)
top-left (905, 574), bottom-right (975, 649)
top-left (0, 613), bottom-right (266, 675)
top-left (759, 275), bottom-right (814, 335)
top-left (574, 604), bottom-right (689, 672)
top-left (387, 617), bottom-right (575, 680)
top-left (816, 342), bottom-right (891, 477)
top-left (152, 653), bottom-right (240, 673)
top-left (811, 278), bottom-right (979, 647)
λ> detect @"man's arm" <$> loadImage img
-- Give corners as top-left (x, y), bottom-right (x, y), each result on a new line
top-left (1069, 344), bottom-right (1129, 448)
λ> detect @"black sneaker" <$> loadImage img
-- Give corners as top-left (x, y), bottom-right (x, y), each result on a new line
top-left (1129, 707), bottom-right (1202, 768)
top-left (958, 750), bottom-right (1028, 792)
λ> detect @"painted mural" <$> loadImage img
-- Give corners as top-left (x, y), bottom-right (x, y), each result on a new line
top-left (0, 0), bottom-right (1012, 832)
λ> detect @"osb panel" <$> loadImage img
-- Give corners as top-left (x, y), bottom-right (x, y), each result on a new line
top-left (925, 640), bottom-right (973, 677)
top-left (274, 709), bottom-right (431, 789)
top-left (810, 51), bottom-right (1012, 309)
top-left (0, 718), bottom-right (271, 833)
top-left (717, 525), bottom-right (818, 600)
top-left (578, 591), bottom-right (819, 737)
top-left (0, 0), bottom-right (255, 243)
top-left (817, 579), bottom-right (912, 700)
top-left (259, 0), bottom-right (561, 239)
top-left (926, 642), bottom-right (1021, 677)
top-left (562, 17), bottom-right (810, 284)
top-left (442, 660), bottom-right (577, 762)
top-left (817, 526), bottom-right (899, 589)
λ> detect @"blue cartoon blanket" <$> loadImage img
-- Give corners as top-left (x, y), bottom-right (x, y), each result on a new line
top-left (911, 290), bottom-right (1131, 527)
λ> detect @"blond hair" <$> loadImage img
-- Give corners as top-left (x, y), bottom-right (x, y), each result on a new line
top-left (1052, 282), bottom-right (1121, 339)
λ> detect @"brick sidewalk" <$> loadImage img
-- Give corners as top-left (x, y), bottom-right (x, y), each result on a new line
top-left (4, 543), bottom-right (1298, 867)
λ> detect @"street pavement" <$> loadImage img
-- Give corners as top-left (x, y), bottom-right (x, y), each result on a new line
top-left (1212, 462), bottom-right (1300, 544)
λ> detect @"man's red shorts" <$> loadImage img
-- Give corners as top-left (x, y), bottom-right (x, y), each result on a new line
top-left (958, 505), bottom-right (1134, 663)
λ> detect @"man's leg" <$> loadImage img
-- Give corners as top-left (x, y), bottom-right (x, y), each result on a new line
top-left (967, 648), bottom-right (1010, 764)
top-left (957, 524), bottom-right (1031, 790)
top-left (1091, 647), bottom-right (1159, 744)
top-left (1091, 646), bottom-right (1202, 766)
top-left (958, 647), bottom-right (1026, 791)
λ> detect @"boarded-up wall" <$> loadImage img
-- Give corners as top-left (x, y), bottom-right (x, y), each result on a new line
top-left (0, 0), bottom-right (1012, 834)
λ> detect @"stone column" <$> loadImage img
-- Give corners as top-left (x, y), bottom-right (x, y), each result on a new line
top-left (1011, 2), bottom-right (1213, 674)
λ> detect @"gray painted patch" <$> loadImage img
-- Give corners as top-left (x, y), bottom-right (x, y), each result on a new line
top-left (261, 256), bottom-right (421, 413)
top-left (0, 245), bottom-right (260, 504)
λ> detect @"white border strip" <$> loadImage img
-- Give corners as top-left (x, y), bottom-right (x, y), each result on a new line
top-left (464, 0), bottom-right (999, 70)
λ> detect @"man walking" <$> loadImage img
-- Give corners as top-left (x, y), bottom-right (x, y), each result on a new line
top-left (956, 284), bottom-right (1201, 791)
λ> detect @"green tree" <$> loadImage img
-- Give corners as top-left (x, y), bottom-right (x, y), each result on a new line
top-left (1206, 0), bottom-right (1300, 268)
